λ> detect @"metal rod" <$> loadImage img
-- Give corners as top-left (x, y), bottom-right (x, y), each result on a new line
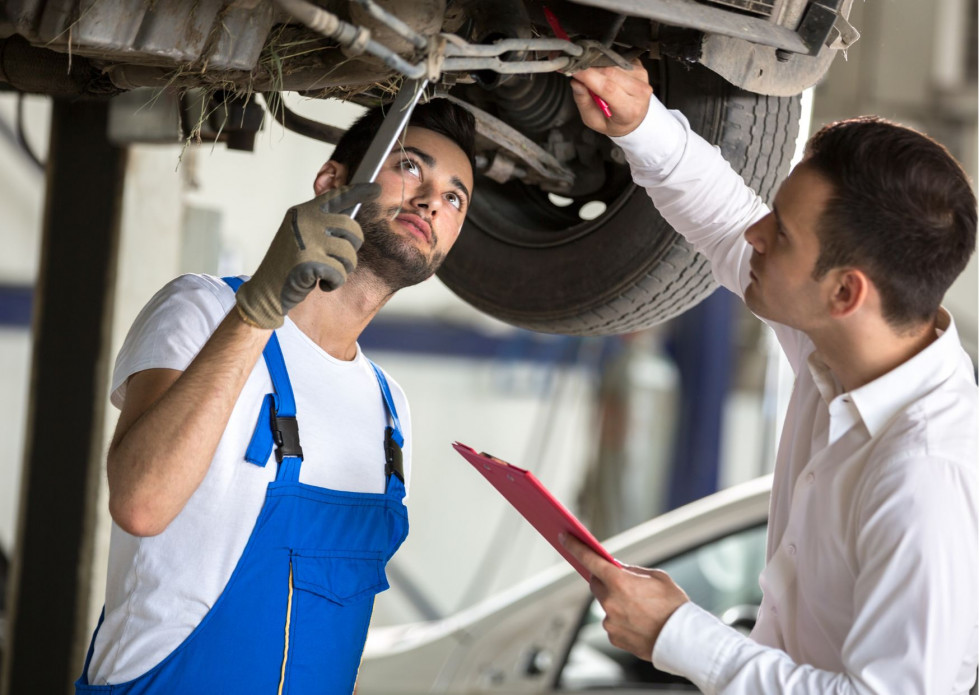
top-left (442, 56), bottom-right (574, 73)
top-left (364, 38), bottom-right (428, 79)
top-left (273, 0), bottom-right (428, 79)
top-left (602, 13), bottom-right (628, 46)
top-left (443, 37), bottom-right (582, 57)
top-left (263, 93), bottom-right (347, 144)
top-left (352, 0), bottom-right (428, 50)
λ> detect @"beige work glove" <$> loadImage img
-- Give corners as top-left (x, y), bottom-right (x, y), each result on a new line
top-left (236, 183), bottom-right (380, 329)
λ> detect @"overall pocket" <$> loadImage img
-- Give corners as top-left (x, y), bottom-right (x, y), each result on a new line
top-left (291, 549), bottom-right (389, 604)
top-left (279, 549), bottom-right (390, 694)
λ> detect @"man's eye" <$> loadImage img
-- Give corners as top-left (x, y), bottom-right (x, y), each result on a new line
top-left (446, 192), bottom-right (462, 210)
top-left (399, 159), bottom-right (420, 176)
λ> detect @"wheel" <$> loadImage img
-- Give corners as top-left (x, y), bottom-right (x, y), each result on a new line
top-left (437, 59), bottom-right (801, 335)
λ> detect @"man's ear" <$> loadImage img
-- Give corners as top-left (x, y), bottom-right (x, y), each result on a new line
top-left (314, 161), bottom-right (349, 195)
top-left (828, 268), bottom-right (870, 319)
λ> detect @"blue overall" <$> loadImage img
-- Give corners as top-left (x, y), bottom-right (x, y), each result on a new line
top-left (76, 277), bottom-right (409, 694)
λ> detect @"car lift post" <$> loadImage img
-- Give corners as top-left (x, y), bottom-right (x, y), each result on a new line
top-left (1, 98), bottom-right (125, 695)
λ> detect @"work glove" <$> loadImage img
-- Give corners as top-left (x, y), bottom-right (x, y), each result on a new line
top-left (235, 183), bottom-right (380, 329)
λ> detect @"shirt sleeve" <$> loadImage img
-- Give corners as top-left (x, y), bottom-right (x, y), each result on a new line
top-left (111, 274), bottom-right (235, 408)
top-left (652, 455), bottom-right (978, 694)
top-left (612, 95), bottom-right (812, 372)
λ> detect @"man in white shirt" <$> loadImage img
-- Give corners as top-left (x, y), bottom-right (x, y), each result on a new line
top-left (562, 62), bottom-right (978, 693)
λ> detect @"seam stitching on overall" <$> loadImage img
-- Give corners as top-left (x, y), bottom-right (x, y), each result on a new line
top-left (278, 559), bottom-right (295, 694)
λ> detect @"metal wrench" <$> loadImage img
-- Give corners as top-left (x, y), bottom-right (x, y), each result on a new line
top-left (346, 78), bottom-right (429, 218)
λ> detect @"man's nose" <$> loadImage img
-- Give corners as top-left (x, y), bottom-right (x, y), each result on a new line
top-left (744, 216), bottom-right (768, 252)
top-left (411, 184), bottom-right (441, 215)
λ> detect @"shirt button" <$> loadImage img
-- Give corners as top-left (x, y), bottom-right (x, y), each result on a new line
top-left (787, 543), bottom-right (797, 556)
top-left (805, 473), bottom-right (815, 485)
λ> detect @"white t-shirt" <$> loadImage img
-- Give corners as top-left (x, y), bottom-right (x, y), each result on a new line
top-left (87, 273), bottom-right (412, 685)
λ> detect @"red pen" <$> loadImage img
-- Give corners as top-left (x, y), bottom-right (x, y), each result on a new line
top-left (543, 6), bottom-right (613, 119)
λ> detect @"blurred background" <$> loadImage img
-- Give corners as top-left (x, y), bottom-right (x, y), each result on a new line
top-left (0, 0), bottom-right (976, 688)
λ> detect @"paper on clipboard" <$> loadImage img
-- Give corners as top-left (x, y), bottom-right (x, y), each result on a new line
top-left (453, 442), bottom-right (620, 580)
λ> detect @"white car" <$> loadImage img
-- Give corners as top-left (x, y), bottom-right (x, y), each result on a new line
top-left (358, 475), bottom-right (771, 693)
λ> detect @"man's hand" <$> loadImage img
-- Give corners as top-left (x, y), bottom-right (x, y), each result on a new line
top-left (236, 183), bottom-right (380, 329)
top-left (561, 533), bottom-right (689, 661)
top-left (570, 61), bottom-right (653, 137)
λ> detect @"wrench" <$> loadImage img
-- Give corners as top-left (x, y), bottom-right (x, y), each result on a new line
top-left (347, 78), bottom-right (429, 218)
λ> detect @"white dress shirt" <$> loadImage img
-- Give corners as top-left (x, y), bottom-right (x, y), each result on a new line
top-left (613, 96), bottom-right (978, 693)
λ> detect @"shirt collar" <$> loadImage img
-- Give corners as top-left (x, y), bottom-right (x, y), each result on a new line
top-left (845, 309), bottom-right (964, 437)
top-left (807, 353), bottom-right (863, 444)
top-left (807, 352), bottom-right (843, 405)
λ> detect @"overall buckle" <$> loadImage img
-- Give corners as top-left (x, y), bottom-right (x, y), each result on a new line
top-left (271, 402), bottom-right (304, 463)
top-left (384, 426), bottom-right (404, 482)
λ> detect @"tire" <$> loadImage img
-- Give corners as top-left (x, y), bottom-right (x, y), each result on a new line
top-left (436, 59), bottom-right (801, 335)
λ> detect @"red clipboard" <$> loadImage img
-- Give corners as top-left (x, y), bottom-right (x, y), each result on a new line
top-left (453, 442), bottom-right (620, 580)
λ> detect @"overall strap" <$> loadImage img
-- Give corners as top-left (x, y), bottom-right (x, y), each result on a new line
top-left (77, 607), bottom-right (105, 686)
top-left (368, 360), bottom-right (406, 484)
top-left (222, 277), bottom-right (303, 482)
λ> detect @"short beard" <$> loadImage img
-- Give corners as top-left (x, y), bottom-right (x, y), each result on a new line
top-left (355, 201), bottom-right (446, 291)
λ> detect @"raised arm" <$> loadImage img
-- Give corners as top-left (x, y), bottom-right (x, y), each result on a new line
top-left (571, 64), bottom-right (819, 370)
top-left (107, 184), bottom-right (377, 536)
top-left (571, 63), bottom-right (767, 298)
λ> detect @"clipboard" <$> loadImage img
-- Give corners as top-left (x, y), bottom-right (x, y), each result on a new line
top-left (453, 442), bottom-right (620, 580)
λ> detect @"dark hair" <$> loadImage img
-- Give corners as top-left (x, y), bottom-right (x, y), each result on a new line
top-left (331, 97), bottom-right (476, 176)
top-left (805, 116), bottom-right (977, 329)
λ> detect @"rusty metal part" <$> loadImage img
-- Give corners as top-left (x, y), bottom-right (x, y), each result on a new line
top-left (0, 35), bottom-right (119, 97)
top-left (437, 93), bottom-right (574, 188)
top-left (440, 34), bottom-right (584, 74)
top-left (4, 0), bottom-right (276, 71)
top-left (348, 0), bottom-right (440, 53)
top-left (562, 40), bottom-right (633, 73)
top-left (702, 0), bottom-right (776, 19)
top-left (572, 0), bottom-right (812, 54)
top-left (103, 55), bottom-right (384, 93)
top-left (273, 0), bottom-right (429, 78)
top-left (442, 54), bottom-right (574, 74)
top-left (773, 0), bottom-right (808, 30)
top-left (698, 0), bottom-right (856, 95)
top-left (699, 33), bottom-right (834, 95)
top-left (443, 36), bottom-right (582, 58)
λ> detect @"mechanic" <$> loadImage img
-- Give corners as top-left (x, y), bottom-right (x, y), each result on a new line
top-left (562, 62), bottom-right (978, 693)
top-left (75, 99), bottom-right (475, 694)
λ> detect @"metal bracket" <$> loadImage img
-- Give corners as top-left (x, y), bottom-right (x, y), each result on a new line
top-left (570, 0), bottom-right (844, 56)
top-left (796, 0), bottom-right (845, 55)
top-left (437, 93), bottom-right (575, 189)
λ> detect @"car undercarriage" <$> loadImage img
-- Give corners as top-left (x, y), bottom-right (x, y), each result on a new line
top-left (0, 0), bottom-right (857, 334)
